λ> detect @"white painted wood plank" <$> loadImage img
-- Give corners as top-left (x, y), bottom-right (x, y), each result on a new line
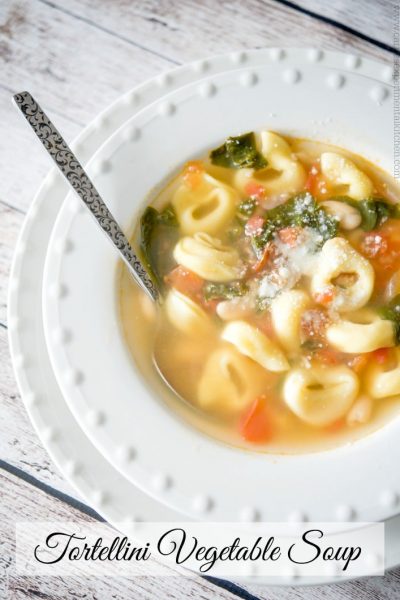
top-left (298, 0), bottom-right (396, 45)
top-left (0, 89), bottom-right (80, 214)
top-left (0, 469), bottom-right (238, 600)
top-left (0, 202), bottom-right (22, 325)
top-left (0, 0), bottom-right (172, 123)
top-left (0, 0), bottom-right (392, 213)
top-left (0, 0), bottom-right (170, 212)
top-left (45, 0), bottom-right (392, 66)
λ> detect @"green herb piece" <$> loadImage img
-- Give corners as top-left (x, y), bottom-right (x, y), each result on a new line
top-left (378, 294), bottom-right (400, 344)
top-left (301, 339), bottom-right (324, 352)
top-left (210, 132), bottom-right (267, 170)
top-left (333, 196), bottom-right (400, 231)
top-left (140, 204), bottom-right (179, 285)
top-left (203, 281), bottom-right (248, 301)
top-left (237, 197), bottom-right (257, 217)
top-left (157, 204), bottom-right (178, 226)
top-left (251, 193), bottom-right (338, 255)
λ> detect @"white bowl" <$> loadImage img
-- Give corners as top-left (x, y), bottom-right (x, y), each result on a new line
top-left (42, 53), bottom-right (399, 523)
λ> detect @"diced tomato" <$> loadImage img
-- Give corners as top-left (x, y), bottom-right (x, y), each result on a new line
top-left (371, 347), bottom-right (391, 365)
top-left (164, 266), bottom-right (204, 299)
top-left (358, 222), bottom-right (400, 293)
top-left (305, 162), bottom-right (328, 199)
top-left (314, 348), bottom-right (340, 365)
top-left (348, 354), bottom-right (369, 373)
top-left (182, 160), bottom-right (204, 190)
top-left (202, 298), bottom-right (219, 313)
top-left (360, 233), bottom-right (389, 259)
top-left (278, 226), bottom-right (302, 247)
top-left (301, 309), bottom-right (329, 339)
top-left (314, 287), bottom-right (335, 306)
top-left (245, 214), bottom-right (265, 236)
top-left (244, 181), bottom-right (266, 200)
top-left (239, 395), bottom-right (274, 443)
top-left (251, 243), bottom-right (273, 273)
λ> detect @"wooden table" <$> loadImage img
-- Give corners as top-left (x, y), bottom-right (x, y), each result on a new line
top-left (1, 1), bottom-right (399, 598)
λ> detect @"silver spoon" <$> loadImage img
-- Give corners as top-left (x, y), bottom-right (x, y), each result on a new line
top-left (14, 91), bottom-right (191, 403)
top-left (13, 91), bottom-right (159, 303)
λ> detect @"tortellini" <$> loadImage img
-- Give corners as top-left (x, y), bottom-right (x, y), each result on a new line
top-left (326, 309), bottom-right (395, 353)
top-left (172, 173), bottom-right (237, 235)
top-left (221, 320), bottom-right (289, 372)
top-left (320, 152), bottom-right (373, 201)
top-left (283, 366), bottom-right (359, 426)
top-left (173, 232), bottom-right (243, 282)
top-left (311, 237), bottom-right (374, 312)
top-left (366, 348), bottom-right (400, 399)
top-left (270, 289), bottom-right (311, 353)
top-left (234, 131), bottom-right (306, 196)
top-left (197, 346), bottom-right (267, 413)
top-left (164, 289), bottom-right (213, 337)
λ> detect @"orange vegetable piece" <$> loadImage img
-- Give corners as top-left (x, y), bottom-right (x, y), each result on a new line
top-left (244, 181), bottom-right (266, 200)
top-left (182, 160), bottom-right (204, 190)
top-left (164, 266), bottom-right (204, 299)
top-left (239, 395), bottom-right (274, 443)
top-left (314, 348), bottom-right (340, 365)
top-left (278, 226), bottom-right (302, 247)
top-left (305, 162), bottom-right (328, 199)
top-left (348, 354), bottom-right (369, 373)
top-left (314, 287), bottom-right (335, 306)
top-left (371, 347), bottom-right (391, 365)
top-left (244, 214), bottom-right (265, 236)
top-left (251, 243), bottom-right (273, 273)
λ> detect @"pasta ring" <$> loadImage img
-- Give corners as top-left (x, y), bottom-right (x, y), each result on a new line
top-left (283, 365), bottom-right (359, 426)
top-left (222, 320), bottom-right (289, 372)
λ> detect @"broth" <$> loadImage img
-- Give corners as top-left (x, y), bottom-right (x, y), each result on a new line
top-left (119, 133), bottom-right (400, 453)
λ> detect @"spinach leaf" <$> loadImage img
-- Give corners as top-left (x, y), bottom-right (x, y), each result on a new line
top-left (251, 193), bottom-right (338, 255)
top-left (378, 294), bottom-right (400, 344)
top-left (210, 132), bottom-right (267, 170)
top-left (238, 197), bottom-right (257, 217)
top-left (140, 204), bottom-right (178, 285)
top-left (333, 196), bottom-right (400, 231)
top-left (203, 281), bottom-right (248, 301)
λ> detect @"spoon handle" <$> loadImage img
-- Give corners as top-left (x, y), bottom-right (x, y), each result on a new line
top-left (13, 91), bottom-right (159, 302)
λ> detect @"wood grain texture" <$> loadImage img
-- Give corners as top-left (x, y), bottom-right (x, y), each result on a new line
top-left (0, 202), bottom-right (22, 325)
top-left (0, 0), bottom-right (399, 598)
top-left (298, 0), bottom-right (397, 45)
top-left (46, 0), bottom-right (393, 65)
top-left (0, 469), bottom-right (239, 600)
top-left (0, 0), bottom-right (393, 213)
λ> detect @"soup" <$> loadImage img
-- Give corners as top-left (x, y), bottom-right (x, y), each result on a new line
top-left (119, 131), bottom-right (400, 453)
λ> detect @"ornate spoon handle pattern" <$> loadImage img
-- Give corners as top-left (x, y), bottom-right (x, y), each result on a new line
top-left (13, 91), bottom-right (159, 302)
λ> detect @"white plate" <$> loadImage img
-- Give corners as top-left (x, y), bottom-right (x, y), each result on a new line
top-left (9, 48), bottom-right (400, 585)
top-left (42, 53), bottom-right (399, 524)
